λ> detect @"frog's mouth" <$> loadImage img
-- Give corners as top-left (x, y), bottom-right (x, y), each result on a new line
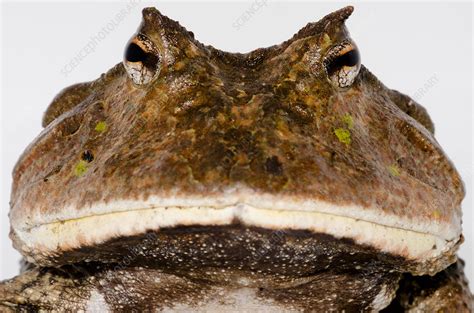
top-left (11, 192), bottom-right (461, 274)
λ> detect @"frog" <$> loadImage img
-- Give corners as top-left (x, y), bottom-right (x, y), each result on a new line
top-left (0, 6), bottom-right (472, 312)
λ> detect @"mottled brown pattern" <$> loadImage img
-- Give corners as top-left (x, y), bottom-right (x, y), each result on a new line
top-left (4, 5), bottom-right (471, 311)
top-left (11, 7), bottom-right (463, 237)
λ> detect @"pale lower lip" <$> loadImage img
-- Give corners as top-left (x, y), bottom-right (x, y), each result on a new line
top-left (13, 195), bottom-right (459, 274)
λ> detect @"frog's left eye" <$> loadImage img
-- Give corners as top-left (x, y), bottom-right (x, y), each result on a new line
top-left (323, 41), bottom-right (361, 88)
top-left (123, 34), bottom-right (161, 85)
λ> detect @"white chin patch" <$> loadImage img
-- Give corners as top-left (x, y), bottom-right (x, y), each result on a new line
top-left (163, 288), bottom-right (286, 313)
top-left (86, 289), bottom-right (109, 313)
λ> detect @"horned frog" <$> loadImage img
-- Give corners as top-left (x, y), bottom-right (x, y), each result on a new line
top-left (0, 6), bottom-right (472, 312)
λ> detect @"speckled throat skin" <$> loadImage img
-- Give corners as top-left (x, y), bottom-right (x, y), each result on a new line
top-left (0, 256), bottom-right (471, 311)
top-left (3, 6), bottom-right (472, 311)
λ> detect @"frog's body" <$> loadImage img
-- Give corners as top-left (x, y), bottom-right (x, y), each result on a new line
top-left (1, 6), bottom-right (471, 312)
top-left (0, 259), bottom-right (471, 312)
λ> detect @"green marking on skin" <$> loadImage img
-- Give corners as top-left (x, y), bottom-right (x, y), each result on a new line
top-left (74, 160), bottom-right (89, 177)
top-left (334, 128), bottom-right (351, 145)
top-left (95, 121), bottom-right (108, 133)
top-left (388, 164), bottom-right (400, 177)
top-left (342, 114), bottom-right (354, 129)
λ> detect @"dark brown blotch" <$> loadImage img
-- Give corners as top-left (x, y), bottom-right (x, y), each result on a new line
top-left (265, 156), bottom-right (283, 176)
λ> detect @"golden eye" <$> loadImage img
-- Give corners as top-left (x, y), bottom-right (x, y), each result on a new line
top-left (123, 34), bottom-right (161, 85)
top-left (324, 41), bottom-right (361, 88)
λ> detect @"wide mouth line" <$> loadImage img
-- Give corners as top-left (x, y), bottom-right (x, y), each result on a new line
top-left (14, 201), bottom-right (461, 273)
top-left (23, 202), bottom-right (445, 241)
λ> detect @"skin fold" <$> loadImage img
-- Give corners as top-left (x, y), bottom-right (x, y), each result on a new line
top-left (2, 6), bottom-right (472, 311)
top-left (382, 259), bottom-right (472, 312)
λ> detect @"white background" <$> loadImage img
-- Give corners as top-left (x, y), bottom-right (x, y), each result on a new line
top-left (1, 1), bottom-right (473, 287)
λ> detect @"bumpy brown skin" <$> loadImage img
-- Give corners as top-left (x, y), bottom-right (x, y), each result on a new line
top-left (11, 7), bottom-right (463, 257)
top-left (3, 6), bottom-right (470, 311)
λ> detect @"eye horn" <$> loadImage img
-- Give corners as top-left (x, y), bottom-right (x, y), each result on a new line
top-left (123, 34), bottom-right (161, 86)
top-left (324, 41), bottom-right (361, 88)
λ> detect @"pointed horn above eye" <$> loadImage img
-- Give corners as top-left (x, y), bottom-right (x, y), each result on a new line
top-left (139, 7), bottom-right (196, 42)
top-left (289, 6), bottom-right (354, 43)
top-left (327, 5), bottom-right (354, 23)
top-left (318, 6), bottom-right (354, 35)
top-left (140, 7), bottom-right (170, 33)
top-left (142, 7), bottom-right (164, 24)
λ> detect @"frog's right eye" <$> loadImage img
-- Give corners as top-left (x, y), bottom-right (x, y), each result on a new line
top-left (123, 34), bottom-right (161, 86)
top-left (323, 40), bottom-right (361, 88)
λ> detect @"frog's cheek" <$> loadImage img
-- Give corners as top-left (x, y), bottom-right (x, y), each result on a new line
top-left (387, 89), bottom-right (435, 134)
top-left (42, 82), bottom-right (94, 127)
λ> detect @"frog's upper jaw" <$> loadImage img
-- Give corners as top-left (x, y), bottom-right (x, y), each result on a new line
top-left (11, 188), bottom-right (460, 275)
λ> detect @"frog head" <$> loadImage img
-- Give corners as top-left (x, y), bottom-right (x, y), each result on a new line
top-left (10, 7), bottom-right (464, 278)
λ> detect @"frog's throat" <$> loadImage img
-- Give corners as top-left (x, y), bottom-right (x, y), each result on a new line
top-left (12, 193), bottom-right (461, 274)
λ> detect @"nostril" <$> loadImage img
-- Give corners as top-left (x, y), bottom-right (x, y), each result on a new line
top-left (81, 150), bottom-right (94, 163)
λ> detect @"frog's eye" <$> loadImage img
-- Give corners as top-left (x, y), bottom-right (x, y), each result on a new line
top-left (123, 34), bottom-right (161, 85)
top-left (323, 41), bottom-right (361, 88)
